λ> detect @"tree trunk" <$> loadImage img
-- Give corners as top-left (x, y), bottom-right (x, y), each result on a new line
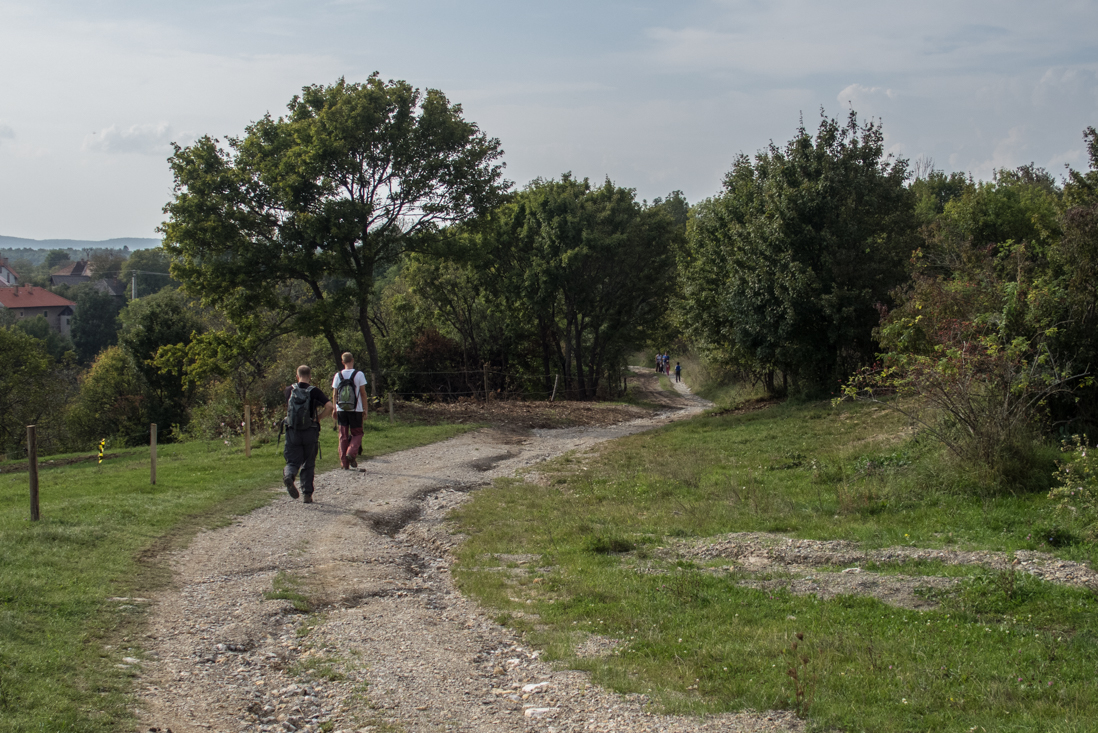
top-left (573, 316), bottom-right (588, 400)
top-left (321, 326), bottom-right (342, 373)
top-left (538, 318), bottom-right (553, 398)
top-left (356, 299), bottom-right (381, 397)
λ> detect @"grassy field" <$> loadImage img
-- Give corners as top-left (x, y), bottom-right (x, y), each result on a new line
top-left (451, 398), bottom-right (1098, 732)
top-left (0, 419), bottom-right (470, 733)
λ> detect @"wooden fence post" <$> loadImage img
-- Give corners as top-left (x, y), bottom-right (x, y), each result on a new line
top-left (150, 423), bottom-right (157, 485)
top-left (550, 374), bottom-right (559, 402)
top-left (244, 405), bottom-right (252, 458)
top-left (483, 363), bottom-right (490, 403)
top-left (27, 426), bottom-right (39, 522)
top-left (389, 391), bottom-right (394, 424)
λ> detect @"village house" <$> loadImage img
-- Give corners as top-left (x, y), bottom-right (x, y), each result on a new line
top-left (0, 285), bottom-right (76, 336)
top-left (49, 259), bottom-right (94, 287)
top-left (0, 257), bottom-right (19, 286)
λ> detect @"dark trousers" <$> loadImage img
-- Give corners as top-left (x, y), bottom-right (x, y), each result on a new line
top-left (284, 426), bottom-right (319, 494)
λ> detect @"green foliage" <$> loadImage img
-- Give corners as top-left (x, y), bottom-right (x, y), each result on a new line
top-left (1049, 436), bottom-right (1098, 539)
top-left (66, 345), bottom-right (149, 447)
top-left (843, 245), bottom-right (1077, 490)
top-left (43, 249), bottom-right (72, 270)
top-left (383, 256), bottom-right (531, 398)
top-left (460, 175), bottom-right (681, 399)
top-left (162, 74), bottom-right (508, 388)
top-left (842, 140), bottom-right (1098, 486)
top-left (679, 111), bottom-right (916, 394)
top-left (119, 247), bottom-right (176, 298)
top-left (934, 166), bottom-right (1062, 257)
top-left (117, 289), bottom-right (203, 435)
top-left (88, 251), bottom-right (126, 283)
top-left (910, 169), bottom-right (971, 225)
top-left (70, 285), bottom-right (123, 363)
top-left (0, 328), bottom-right (53, 454)
top-left (12, 314), bottom-right (75, 362)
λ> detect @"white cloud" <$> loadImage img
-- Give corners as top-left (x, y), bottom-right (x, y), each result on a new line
top-left (82, 122), bottom-right (180, 156)
top-left (837, 84), bottom-right (897, 108)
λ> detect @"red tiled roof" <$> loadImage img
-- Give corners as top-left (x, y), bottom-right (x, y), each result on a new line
top-left (0, 287), bottom-right (76, 309)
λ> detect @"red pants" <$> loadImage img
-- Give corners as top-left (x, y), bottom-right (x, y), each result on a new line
top-left (337, 411), bottom-right (364, 468)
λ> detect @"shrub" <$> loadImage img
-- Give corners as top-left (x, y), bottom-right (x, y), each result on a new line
top-left (66, 345), bottom-right (149, 447)
top-left (1049, 435), bottom-right (1098, 539)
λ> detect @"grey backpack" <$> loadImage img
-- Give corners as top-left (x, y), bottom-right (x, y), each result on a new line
top-left (285, 384), bottom-right (316, 430)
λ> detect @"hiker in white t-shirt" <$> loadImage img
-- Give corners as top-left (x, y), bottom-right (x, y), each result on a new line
top-left (331, 352), bottom-right (369, 469)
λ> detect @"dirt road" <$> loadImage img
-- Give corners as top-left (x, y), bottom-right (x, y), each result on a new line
top-left (134, 372), bottom-right (803, 733)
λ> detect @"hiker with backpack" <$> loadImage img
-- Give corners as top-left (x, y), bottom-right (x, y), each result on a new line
top-left (283, 364), bottom-right (333, 503)
top-left (331, 352), bottom-right (369, 470)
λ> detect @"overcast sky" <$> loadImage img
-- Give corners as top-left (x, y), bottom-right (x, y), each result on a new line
top-left (1, 0), bottom-right (1096, 241)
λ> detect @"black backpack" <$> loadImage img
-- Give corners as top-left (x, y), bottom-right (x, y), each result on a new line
top-left (335, 369), bottom-right (361, 411)
top-left (285, 384), bottom-right (316, 430)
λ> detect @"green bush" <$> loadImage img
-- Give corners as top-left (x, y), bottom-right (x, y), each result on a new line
top-left (1049, 435), bottom-right (1098, 539)
top-left (66, 346), bottom-right (149, 448)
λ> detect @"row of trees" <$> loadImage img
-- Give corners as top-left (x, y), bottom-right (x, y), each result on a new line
top-left (160, 76), bottom-right (683, 404)
top-left (675, 110), bottom-right (1098, 489)
top-left (6, 74), bottom-right (1095, 492)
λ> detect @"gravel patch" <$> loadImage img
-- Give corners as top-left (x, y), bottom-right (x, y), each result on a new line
top-left (663, 532), bottom-right (1098, 610)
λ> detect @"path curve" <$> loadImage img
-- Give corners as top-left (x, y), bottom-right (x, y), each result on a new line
top-left (134, 375), bottom-right (804, 733)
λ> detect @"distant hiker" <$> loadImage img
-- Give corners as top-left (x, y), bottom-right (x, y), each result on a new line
top-left (283, 365), bottom-right (333, 504)
top-left (674, 362), bottom-right (682, 383)
top-left (332, 352), bottom-right (369, 470)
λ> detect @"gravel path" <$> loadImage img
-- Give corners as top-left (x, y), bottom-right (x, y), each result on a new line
top-left (134, 378), bottom-right (804, 733)
top-left (131, 373), bottom-right (1097, 732)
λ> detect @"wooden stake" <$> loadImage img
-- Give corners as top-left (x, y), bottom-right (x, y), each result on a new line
top-left (244, 405), bottom-right (252, 458)
top-left (150, 423), bottom-right (157, 485)
top-left (551, 374), bottom-right (559, 402)
top-left (389, 391), bottom-right (394, 423)
top-left (27, 426), bottom-right (39, 521)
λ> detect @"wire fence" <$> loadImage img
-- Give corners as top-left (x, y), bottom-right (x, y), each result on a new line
top-left (375, 364), bottom-right (640, 403)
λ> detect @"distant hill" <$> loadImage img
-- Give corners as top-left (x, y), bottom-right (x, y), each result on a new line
top-left (0, 235), bottom-right (162, 251)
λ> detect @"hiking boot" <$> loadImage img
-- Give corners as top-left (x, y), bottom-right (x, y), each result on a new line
top-left (349, 456), bottom-right (358, 468)
top-left (283, 474), bottom-right (299, 499)
top-left (303, 494), bottom-right (314, 504)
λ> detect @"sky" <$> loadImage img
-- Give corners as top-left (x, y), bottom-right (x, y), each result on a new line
top-left (1, 0), bottom-right (1096, 241)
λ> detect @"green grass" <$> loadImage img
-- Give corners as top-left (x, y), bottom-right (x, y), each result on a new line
top-left (451, 398), bottom-right (1098, 732)
top-left (0, 419), bottom-right (470, 732)
top-left (265, 571), bottom-right (312, 612)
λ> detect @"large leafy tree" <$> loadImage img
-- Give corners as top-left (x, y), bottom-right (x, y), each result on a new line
top-left (162, 75), bottom-right (508, 391)
top-left (468, 175), bottom-right (680, 399)
top-left (680, 112), bottom-right (917, 392)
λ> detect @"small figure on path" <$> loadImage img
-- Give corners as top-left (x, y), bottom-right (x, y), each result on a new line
top-left (332, 352), bottom-right (369, 469)
top-left (674, 361), bottom-right (682, 383)
top-left (283, 365), bottom-right (333, 503)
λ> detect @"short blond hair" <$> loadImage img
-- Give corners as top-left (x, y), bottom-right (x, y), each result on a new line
top-left (341, 352), bottom-right (354, 365)
top-left (296, 365), bottom-right (311, 379)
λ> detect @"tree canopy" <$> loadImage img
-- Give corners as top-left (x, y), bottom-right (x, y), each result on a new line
top-left (679, 112), bottom-right (916, 392)
top-left (161, 74), bottom-right (508, 390)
